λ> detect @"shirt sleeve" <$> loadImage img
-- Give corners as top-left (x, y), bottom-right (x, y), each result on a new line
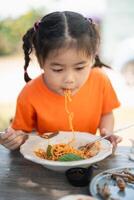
top-left (11, 89), bottom-right (36, 132)
top-left (102, 73), bottom-right (121, 115)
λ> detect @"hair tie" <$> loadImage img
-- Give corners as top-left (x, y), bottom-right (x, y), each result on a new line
top-left (86, 18), bottom-right (95, 25)
top-left (34, 20), bottom-right (41, 32)
top-left (88, 18), bottom-right (93, 23)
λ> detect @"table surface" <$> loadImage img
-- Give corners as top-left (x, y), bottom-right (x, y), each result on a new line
top-left (0, 145), bottom-right (133, 200)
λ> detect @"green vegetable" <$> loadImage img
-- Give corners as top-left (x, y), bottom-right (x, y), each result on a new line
top-left (58, 153), bottom-right (84, 161)
top-left (46, 145), bottom-right (52, 157)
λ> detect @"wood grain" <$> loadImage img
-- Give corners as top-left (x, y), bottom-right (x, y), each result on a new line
top-left (0, 145), bottom-right (133, 200)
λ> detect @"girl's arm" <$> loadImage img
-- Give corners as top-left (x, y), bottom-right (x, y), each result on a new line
top-left (99, 112), bottom-right (122, 149)
top-left (99, 112), bottom-right (114, 134)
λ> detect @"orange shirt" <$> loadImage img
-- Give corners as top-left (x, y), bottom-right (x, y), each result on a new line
top-left (11, 68), bottom-right (120, 134)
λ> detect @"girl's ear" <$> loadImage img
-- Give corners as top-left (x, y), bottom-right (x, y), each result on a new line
top-left (40, 60), bottom-right (46, 73)
top-left (90, 56), bottom-right (95, 67)
top-left (92, 58), bottom-right (95, 66)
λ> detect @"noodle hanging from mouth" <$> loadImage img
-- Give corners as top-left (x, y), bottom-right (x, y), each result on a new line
top-left (64, 89), bottom-right (75, 144)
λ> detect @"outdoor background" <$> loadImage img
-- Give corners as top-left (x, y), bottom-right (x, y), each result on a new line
top-left (0, 0), bottom-right (134, 146)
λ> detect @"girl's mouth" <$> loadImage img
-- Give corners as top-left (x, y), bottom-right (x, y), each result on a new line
top-left (62, 88), bottom-right (78, 96)
top-left (62, 88), bottom-right (73, 93)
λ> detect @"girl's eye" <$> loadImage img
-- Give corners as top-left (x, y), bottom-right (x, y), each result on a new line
top-left (75, 67), bottom-right (85, 71)
top-left (52, 69), bottom-right (63, 72)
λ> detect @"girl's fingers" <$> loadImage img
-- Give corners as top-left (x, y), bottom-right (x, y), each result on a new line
top-left (1, 132), bottom-right (21, 145)
top-left (109, 135), bottom-right (122, 155)
top-left (1, 131), bottom-right (28, 150)
top-left (100, 128), bottom-right (122, 154)
top-left (0, 131), bottom-right (13, 140)
top-left (112, 144), bottom-right (117, 155)
top-left (111, 140), bottom-right (117, 148)
top-left (4, 135), bottom-right (21, 146)
top-left (100, 128), bottom-right (122, 144)
top-left (0, 132), bottom-right (15, 145)
top-left (108, 136), bottom-right (117, 153)
top-left (110, 135), bottom-right (122, 144)
top-left (4, 141), bottom-right (21, 150)
top-left (116, 136), bottom-right (122, 143)
top-left (4, 140), bottom-right (18, 149)
top-left (3, 135), bottom-right (26, 150)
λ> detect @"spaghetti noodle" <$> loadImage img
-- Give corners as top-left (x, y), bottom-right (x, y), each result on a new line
top-left (64, 90), bottom-right (74, 131)
top-left (64, 89), bottom-right (75, 143)
top-left (35, 141), bottom-right (101, 161)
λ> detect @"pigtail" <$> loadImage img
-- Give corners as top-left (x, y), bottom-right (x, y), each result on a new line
top-left (22, 28), bottom-right (35, 82)
top-left (93, 55), bottom-right (111, 69)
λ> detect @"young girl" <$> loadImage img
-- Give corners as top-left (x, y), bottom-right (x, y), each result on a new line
top-left (1, 11), bottom-right (122, 150)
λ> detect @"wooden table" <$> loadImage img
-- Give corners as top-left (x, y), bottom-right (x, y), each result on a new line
top-left (0, 145), bottom-right (133, 200)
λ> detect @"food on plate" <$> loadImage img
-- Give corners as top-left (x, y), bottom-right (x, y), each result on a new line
top-left (34, 141), bottom-right (101, 161)
top-left (107, 169), bottom-right (134, 187)
top-left (116, 176), bottom-right (126, 191)
top-left (97, 183), bottom-right (111, 199)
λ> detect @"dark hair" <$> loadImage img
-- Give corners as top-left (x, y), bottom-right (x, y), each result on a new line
top-left (22, 11), bottom-right (110, 82)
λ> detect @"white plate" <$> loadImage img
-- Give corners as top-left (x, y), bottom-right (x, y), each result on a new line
top-left (58, 194), bottom-right (95, 200)
top-left (20, 131), bottom-right (112, 172)
top-left (89, 166), bottom-right (134, 200)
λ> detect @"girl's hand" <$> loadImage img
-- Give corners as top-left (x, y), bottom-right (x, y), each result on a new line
top-left (0, 127), bottom-right (28, 150)
top-left (100, 128), bottom-right (122, 151)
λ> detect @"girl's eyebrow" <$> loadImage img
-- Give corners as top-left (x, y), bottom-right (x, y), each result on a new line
top-left (74, 61), bottom-right (87, 65)
top-left (51, 61), bottom-right (87, 66)
top-left (50, 62), bottom-right (65, 66)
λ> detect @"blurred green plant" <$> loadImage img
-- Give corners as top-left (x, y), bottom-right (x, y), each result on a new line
top-left (0, 8), bottom-right (44, 56)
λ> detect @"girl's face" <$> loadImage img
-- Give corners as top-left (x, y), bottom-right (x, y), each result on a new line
top-left (42, 48), bottom-right (94, 96)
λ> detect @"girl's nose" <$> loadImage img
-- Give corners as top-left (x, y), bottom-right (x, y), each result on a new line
top-left (64, 72), bottom-right (75, 85)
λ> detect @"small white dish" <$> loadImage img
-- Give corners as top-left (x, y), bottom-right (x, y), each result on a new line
top-left (129, 138), bottom-right (134, 154)
top-left (58, 194), bottom-right (95, 200)
top-left (20, 131), bottom-right (112, 172)
top-left (129, 153), bottom-right (134, 161)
